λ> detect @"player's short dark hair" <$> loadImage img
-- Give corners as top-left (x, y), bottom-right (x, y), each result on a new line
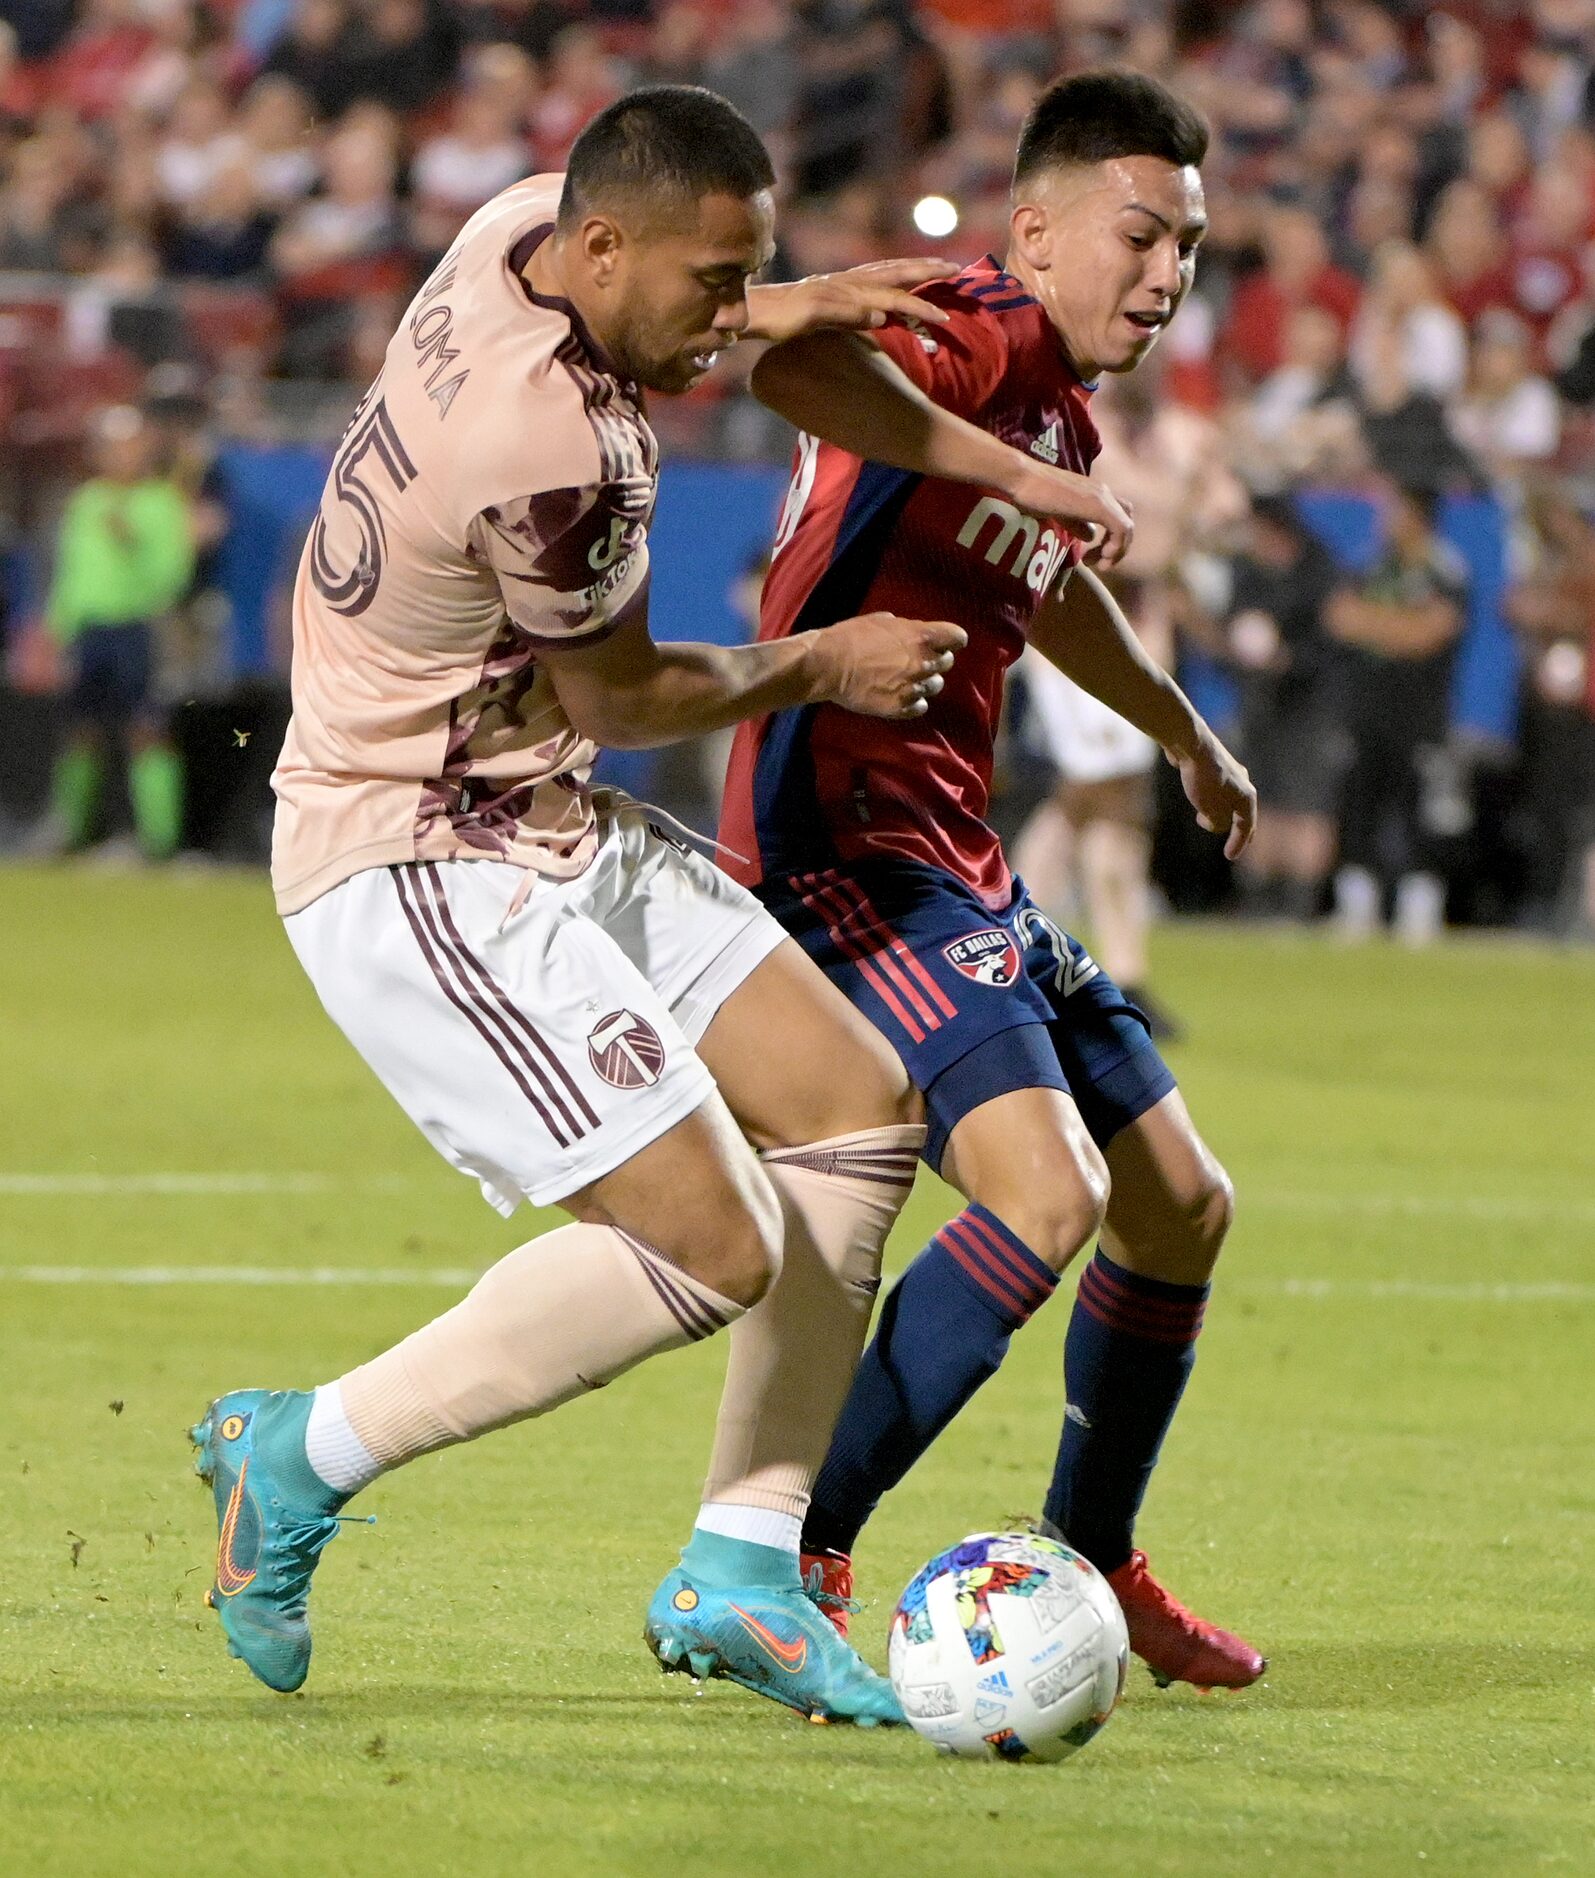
top-left (559, 86), bottom-right (775, 228)
top-left (1013, 69), bottom-right (1209, 189)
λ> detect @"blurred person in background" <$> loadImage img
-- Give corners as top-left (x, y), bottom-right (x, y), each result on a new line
top-left (528, 26), bottom-right (623, 172)
top-left (791, 0), bottom-right (935, 198)
top-left (1196, 494), bottom-right (1343, 919)
top-left (271, 113), bottom-right (405, 374)
top-left (1503, 161), bottom-right (1591, 358)
top-left (334, 0), bottom-right (459, 115)
top-left (47, 0), bottom-right (158, 123)
top-left (259, 0), bottom-right (361, 123)
top-left (1349, 239), bottom-right (1469, 405)
top-left (1225, 200), bottom-right (1361, 383)
top-left (1549, 240), bottom-right (1595, 408)
top-left (1450, 307), bottom-right (1564, 490)
top-left (1326, 480), bottom-right (1468, 944)
top-left (1505, 481), bottom-right (1595, 934)
top-left (153, 77), bottom-right (242, 214)
top-left (1231, 301), bottom-right (1363, 492)
top-left (1422, 176), bottom-right (1514, 331)
top-left (410, 50), bottom-right (531, 255)
top-left (160, 156), bottom-right (276, 280)
top-left (236, 76), bottom-right (320, 212)
top-left (37, 404), bottom-right (194, 860)
top-left (1353, 315), bottom-right (1481, 492)
top-left (0, 131), bottom-right (92, 270)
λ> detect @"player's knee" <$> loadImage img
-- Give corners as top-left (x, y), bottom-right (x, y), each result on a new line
top-left (1195, 1162), bottom-right (1236, 1255)
top-left (986, 1141), bottom-right (1110, 1275)
top-left (1173, 1159), bottom-right (1234, 1266)
top-left (677, 1172), bottom-right (785, 1309)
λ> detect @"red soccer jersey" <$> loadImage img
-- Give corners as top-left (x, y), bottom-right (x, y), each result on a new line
top-left (719, 255), bottom-right (1100, 908)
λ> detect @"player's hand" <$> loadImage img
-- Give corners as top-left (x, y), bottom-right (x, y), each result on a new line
top-left (1006, 459), bottom-right (1135, 571)
top-left (1167, 729), bottom-right (1256, 860)
top-left (811, 611), bottom-right (967, 719)
top-left (744, 260), bottom-right (959, 346)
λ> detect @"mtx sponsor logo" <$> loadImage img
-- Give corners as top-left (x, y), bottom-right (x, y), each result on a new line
top-left (956, 495), bottom-right (1072, 595)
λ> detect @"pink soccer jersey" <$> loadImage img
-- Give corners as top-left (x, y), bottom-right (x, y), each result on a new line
top-left (271, 175), bottom-right (658, 916)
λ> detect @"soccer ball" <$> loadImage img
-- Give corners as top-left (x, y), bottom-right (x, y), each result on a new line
top-left (888, 1531), bottom-right (1129, 1763)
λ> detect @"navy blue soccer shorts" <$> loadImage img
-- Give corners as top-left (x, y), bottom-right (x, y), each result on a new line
top-left (758, 857), bottom-right (1177, 1172)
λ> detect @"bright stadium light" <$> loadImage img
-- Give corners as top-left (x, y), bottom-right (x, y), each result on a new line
top-left (912, 195), bottom-right (959, 239)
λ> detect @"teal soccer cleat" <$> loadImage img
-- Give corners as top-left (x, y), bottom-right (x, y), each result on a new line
top-left (645, 1565), bottom-right (903, 1726)
top-left (190, 1388), bottom-right (365, 1692)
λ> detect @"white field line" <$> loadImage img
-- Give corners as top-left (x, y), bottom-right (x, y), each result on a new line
top-left (0, 1265), bottom-right (1592, 1303)
top-left (1263, 1277), bottom-right (1595, 1303)
top-left (1247, 1190), bottom-right (1595, 1225)
top-left (0, 1173), bottom-right (413, 1196)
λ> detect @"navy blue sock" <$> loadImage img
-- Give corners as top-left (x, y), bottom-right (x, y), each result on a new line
top-left (1043, 1248), bottom-right (1209, 1574)
top-left (803, 1204), bottom-right (1056, 1557)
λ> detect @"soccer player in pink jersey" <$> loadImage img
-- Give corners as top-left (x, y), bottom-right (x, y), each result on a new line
top-left (696, 71), bottom-right (1269, 1691)
top-left (192, 86), bottom-right (1130, 1724)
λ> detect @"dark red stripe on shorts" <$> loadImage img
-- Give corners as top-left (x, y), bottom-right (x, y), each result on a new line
top-left (390, 867), bottom-right (578, 1148)
top-left (419, 864), bottom-right (600, 1132)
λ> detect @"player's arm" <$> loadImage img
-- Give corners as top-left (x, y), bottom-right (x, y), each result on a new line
top-left (1032, 565), bottom-right (1257, 859)
top-left (475, 481), bottom-right (962, 748)
top-left (749, 330), bottom-right (1134, 570)
top-left (538, 609), bottom-right (965, 750)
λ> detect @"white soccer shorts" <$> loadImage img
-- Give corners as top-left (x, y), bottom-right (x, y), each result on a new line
top-left (1021, 650), bottom-right (1157, 784)
top-left (284, 806), bottom-right (787, 1213)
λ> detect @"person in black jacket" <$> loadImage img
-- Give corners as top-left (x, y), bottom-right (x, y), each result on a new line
top-left (1326, 481), bottom-right (1468, 943)
top-left (1216, 495), bottom-right (1344, 919)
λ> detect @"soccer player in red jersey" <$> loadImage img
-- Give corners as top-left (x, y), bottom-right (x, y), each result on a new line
top-left (707, 71), bottom-right (1266, 1689)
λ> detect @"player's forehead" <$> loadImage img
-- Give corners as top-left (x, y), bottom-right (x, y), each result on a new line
top-left (648, 188), bottom-right (776, 273)
top-left (1041, 156), bottom-right (1207, 237)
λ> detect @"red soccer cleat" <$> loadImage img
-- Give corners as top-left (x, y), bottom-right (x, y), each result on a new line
top-left (801, 1550), bottom-right (856, 1640)
top-left (1106, 1550), bottom-right (1267, 1690)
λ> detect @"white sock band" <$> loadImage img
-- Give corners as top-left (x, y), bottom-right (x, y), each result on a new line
top-left (695, 1502), bottom-right (804, 1554)
top-left (305, 1382), bottom-right (382, 1495)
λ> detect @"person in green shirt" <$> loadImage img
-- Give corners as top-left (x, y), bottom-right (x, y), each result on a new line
top-left (46, 405), bottom-right (196, 859)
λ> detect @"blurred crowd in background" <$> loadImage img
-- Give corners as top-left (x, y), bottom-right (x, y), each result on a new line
top-left (0, 0), bottom-right (1592, 942)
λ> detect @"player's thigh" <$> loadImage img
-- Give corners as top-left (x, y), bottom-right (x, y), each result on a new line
top-left (1100, 1088), bottom-right (1234, 1285)
top-left (939, 1076), bottom-right (1109, 1272)
top-left (587, 806), bottom-right (917, 1148)
top-left (285, 859), bottom-right (727, 1225)
top-left (696, 937), bottom-right (919, 1150)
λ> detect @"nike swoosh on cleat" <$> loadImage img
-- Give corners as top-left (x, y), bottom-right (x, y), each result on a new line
top-left (215, 1457), bottom-right (257, 1596)
top-left (727, 1603), bottom-right (807, 1672)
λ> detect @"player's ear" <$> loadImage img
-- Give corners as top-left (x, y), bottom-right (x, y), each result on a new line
top-left (578, 213), bottom-right (624, 286)
top-left (1009, 199), bottom-right (1051, 271)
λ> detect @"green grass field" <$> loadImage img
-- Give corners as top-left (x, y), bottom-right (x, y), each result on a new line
top-left (3, 865), bottom-right (1594, 1877)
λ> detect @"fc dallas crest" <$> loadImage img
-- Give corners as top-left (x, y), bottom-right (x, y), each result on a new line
top-left (944, 928), bottom-right (1020, 987)
top-left (587, 1009), bottom-right (665, 1088)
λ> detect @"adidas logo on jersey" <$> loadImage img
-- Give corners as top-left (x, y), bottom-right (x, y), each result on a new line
top-left (1029, 422), bottom-right (1061, 464)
